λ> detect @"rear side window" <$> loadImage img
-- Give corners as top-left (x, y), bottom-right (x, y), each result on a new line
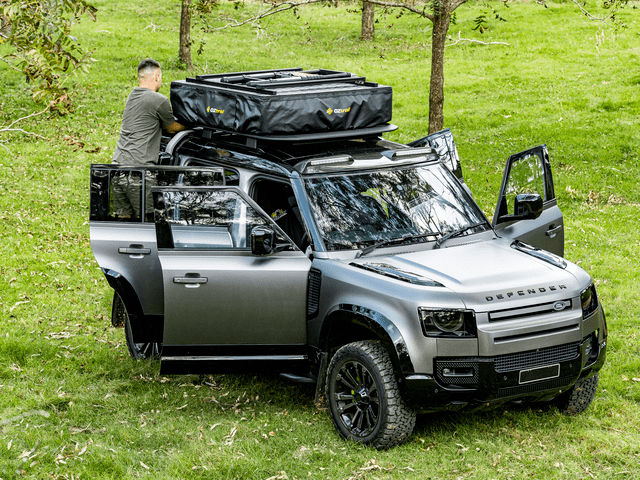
top-left (89, 166), bottom-right (224, 222)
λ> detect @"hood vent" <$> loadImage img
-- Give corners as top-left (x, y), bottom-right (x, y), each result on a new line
top-left (350, 262), bottom-right (444, 287)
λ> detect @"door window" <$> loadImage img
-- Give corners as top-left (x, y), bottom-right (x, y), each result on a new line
top-left (252, 178), bottom-right (307, 249)
top-left (154, 187), bottom-right (293, 250)
top-left (492, 145), bottom-right (564, 256)
top-left (502, 153), bottom-right (546, 216)
top-left (495, 147), bottom-right (554, 222)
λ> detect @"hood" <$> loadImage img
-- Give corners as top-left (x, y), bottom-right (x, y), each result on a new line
top-left (350, 239), bottom-right (580, 310)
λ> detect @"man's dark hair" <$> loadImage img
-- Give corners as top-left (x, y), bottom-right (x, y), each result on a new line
top-left (137, 58), bottom-right (161, 78)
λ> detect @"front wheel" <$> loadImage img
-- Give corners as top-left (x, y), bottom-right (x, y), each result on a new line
top-left (326, 340), bottom-right (416, 449)
top-left (554, 373), bottom-right (599, 415)
top-left (112, 292), bottom-right (161, 360)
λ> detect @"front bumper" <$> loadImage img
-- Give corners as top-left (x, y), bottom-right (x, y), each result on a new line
top-left (402, 332), bottom-right (606, 413)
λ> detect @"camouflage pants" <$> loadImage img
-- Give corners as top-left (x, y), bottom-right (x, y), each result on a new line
top-left (112, 171), bottom-right (157, 220)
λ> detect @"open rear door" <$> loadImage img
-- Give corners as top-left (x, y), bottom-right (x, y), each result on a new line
top-left (492, 145), bottom-right (564, 256)
top-left (408, 128), bottom-right (464, 182)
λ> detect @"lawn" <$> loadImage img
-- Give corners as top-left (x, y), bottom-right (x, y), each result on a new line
top-left (1, 0), bottom-right (639, 478)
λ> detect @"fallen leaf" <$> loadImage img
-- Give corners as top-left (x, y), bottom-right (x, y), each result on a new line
top-left (266, 472), bottom-right (288, 480)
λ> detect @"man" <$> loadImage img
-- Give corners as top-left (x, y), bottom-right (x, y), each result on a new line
top-left (112, 58), bottom-right (185, 219)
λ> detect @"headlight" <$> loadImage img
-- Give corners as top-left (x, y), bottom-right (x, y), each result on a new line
top-left (581, 284), bottom-right (599, 318)
top-left (419, 308), bottom-right (476, 337)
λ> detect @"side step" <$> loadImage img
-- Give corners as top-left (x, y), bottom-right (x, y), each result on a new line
top-left (160, 354), bottom-right (309, 375)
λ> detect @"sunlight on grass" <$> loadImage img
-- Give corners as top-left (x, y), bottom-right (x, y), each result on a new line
top-left (1, 0), bottom-right (639, 478)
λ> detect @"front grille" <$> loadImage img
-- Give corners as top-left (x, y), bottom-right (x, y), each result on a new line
top-left (435, 342), bottom-right (580, 391)
top-left (489, 299), bottom-right (573, 322)
top-left (497, 376), bottom-right (573, 399)
top-left (494, 343), bottom-right (579, 373)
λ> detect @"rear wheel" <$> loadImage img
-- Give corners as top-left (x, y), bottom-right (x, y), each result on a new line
top-left (112, 293), bottom-right (161, 360)
top-left (554, 373), bottom-right (598, 415)
top-left (326, 340), bottom-right (416, 449)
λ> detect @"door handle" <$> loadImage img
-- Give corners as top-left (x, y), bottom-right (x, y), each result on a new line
top-left (173, 275), bottom-right (208, 285)
top-left (545, 224), bottom-right (563, 238)
top-left (118, 245), bottom-right (151, 256)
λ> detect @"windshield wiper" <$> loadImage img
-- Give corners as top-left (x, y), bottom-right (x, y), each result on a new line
top-left (434, 222), bottom-right (488, 249)
top-left (357, 232), bottom-right (440, 258)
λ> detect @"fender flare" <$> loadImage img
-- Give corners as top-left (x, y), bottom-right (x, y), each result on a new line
top-left (102, 268), bottom-right (163, 342)
top-left (319, 303), bottom-right (415, 375)
top-left (102, 268), bottom-right (144, 320)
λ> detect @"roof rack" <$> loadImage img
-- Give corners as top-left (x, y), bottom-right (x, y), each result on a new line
top-left (186, 68), bottom-right (376, 95)
top-left (193, 124), bottom-right (398, 149)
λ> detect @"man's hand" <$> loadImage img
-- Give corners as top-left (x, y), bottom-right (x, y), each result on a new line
top-left (165, 121), bottom-right (186, 134)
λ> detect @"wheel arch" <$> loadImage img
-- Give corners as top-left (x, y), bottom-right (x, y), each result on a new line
top-left (102, 268), bottom-right (144, 320)
top-left (102, 268), bottom-right (163, 342)
top-left (318, 304), bottom-right (415, 376)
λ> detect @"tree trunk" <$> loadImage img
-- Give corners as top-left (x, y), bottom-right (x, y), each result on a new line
top-left (179, 0), bottom-right (193, 70)
top-left (361, 1), bottom-right (375, 41)
top-left (428, 10), bottom-right (451, 134)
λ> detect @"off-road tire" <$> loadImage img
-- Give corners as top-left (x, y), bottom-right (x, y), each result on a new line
top-left (326, 340), bottom-right (416, 449)
top-left (554, 373), bottom-right (599, 415)
top-left (113, 293), bottom-right (161, 360)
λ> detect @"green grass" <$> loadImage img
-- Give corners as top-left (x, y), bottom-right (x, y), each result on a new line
top-left (1, 0), bottom-right (640, 478)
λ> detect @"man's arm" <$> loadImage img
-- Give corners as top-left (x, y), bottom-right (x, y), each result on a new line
top-left (164, 121), bottom-right (186, 134)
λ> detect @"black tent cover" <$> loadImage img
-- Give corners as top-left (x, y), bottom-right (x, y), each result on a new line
top-left (170, 68), bottom-right (392, 135)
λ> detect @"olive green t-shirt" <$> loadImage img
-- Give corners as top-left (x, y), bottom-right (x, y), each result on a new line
top-left (112, 87), bottom-right (176, 165)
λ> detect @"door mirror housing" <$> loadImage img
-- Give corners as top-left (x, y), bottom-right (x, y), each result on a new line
top-left (251, 226), bottom-right (289, 255)
top-left (497, 193), bottom-right (543, 223)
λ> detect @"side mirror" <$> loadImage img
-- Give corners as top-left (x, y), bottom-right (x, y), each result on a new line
top-left (251, 226), bottom-right (275, 255)
top-left (514, 193), bottom-right (543, 219)
top-left (251, 226), bottom-right (290, 256)
top-left (497, 193), bottom-right (543, 223)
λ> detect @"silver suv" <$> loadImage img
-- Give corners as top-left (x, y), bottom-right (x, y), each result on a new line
top-left (90, 127), bottom-right (606, 449)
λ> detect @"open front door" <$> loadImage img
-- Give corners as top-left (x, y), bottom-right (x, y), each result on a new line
top-left (492, 145), bottom-right (564, 256)
top-left (153, 186), bottom-right (311, 375)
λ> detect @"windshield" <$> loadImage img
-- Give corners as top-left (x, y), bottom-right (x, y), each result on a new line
top-left (304, 163), bottom-right (488, 251)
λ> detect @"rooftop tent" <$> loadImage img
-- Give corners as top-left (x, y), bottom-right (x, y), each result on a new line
top-left (170, 68), bottom-right (392, 135)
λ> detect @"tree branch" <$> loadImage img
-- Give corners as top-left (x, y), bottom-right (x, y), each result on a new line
top-left (0, 55), bottom-right (24, 74)
top-left (571, 0), bottom-right (610, 23)
top-left (357, 0), bottom-right (433, 20)
top-left (1, 127), bottom-right (50, 140)
top-left (1, 105), bottom-right (51, 132)
top-left (202, 0), bottom-right (438, 31)
top-left (0, 106), bottom-right (51, 157)
top-left (202, 0), bottom-right (326, 32)
top-left (447, 0), bottom-right (470, 14)
top-left (446, 31), bottom-right (509, 47)
top-left (0, 141), bottom-right (13, 157)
